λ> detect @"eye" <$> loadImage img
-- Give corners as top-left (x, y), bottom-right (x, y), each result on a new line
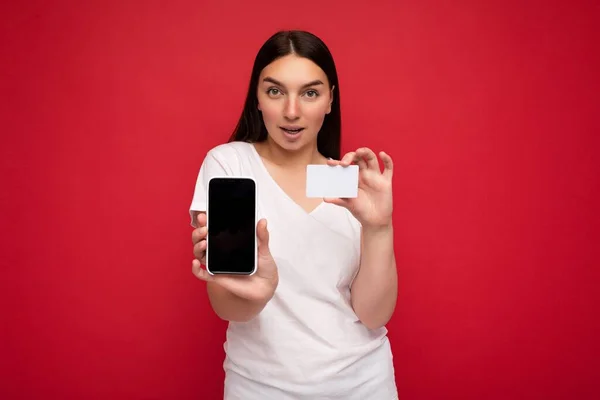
top-left (304, 90), bottom-right (319, 98)
top-left (267, 88), bottom-right (281, 97)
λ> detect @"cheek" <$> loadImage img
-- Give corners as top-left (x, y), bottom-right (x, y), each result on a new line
top-left (304, 102), bottom-right (330, 124)
top-left (258, 101), bottom-right (280, 125)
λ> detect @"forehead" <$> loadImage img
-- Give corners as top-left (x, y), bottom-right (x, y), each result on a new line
top-left (259, 54), bottom-right (329, 87)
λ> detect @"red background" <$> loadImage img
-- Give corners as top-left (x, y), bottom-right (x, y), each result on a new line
top-left (1, 0), bottom-right (599, 399)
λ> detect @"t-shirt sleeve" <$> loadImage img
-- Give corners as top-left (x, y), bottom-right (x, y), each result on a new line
top-left (188, 150), bottom-right (233, 228)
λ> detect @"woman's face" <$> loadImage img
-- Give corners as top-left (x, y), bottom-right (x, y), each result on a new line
top-left (257, 54), bottom-right (334, 153)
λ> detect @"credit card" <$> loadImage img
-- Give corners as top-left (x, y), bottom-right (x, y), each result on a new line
top-left (306, 164), bottom-right (359, 198)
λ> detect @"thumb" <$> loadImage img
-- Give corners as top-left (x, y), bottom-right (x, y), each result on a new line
top-left (256, 219), bottom-right (271, 258)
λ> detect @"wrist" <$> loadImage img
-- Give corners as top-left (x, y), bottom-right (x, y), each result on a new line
top-left (362, 221), bottom-right (393, 236)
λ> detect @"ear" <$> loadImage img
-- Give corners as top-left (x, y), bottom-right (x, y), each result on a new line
top-left (326, 85), bottom-right (335, 114)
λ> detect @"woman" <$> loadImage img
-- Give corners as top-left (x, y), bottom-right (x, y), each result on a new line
top-left (190, 30), bottom-right (399, 399)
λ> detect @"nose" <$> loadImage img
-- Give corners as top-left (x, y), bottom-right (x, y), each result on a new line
top-left (283, 97), bottom-right (300, 121)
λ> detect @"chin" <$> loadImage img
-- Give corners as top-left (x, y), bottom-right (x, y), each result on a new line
top-left (279, 138), bottom-right (312, 153)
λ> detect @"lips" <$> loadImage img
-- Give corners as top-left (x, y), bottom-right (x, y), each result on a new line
top-left (280, 126), bottom-right (305, 135)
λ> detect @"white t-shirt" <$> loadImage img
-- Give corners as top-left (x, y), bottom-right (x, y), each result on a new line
top-left (189, 141), bottom-right (398, 399)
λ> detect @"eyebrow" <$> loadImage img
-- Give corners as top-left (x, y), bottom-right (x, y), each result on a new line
top-left (262, 77), bottom-right (324, 89)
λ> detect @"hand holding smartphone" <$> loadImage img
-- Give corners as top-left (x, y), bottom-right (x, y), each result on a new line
top-left (191, 176), bottom-right (279, 305)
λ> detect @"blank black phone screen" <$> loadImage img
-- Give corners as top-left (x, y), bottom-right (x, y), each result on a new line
top-left (207, 178), bottom-right (256, 274)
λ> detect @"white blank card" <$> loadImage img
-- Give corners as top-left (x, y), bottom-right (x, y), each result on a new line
top-left (306, 164), bottom-right (359, 198)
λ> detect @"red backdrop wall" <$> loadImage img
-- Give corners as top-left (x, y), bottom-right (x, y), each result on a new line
top-left (1, 0), bottom-right (598, 399)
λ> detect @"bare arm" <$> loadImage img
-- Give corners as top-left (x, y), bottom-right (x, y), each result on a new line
top-left (350, 224), bottom-right (398, 330)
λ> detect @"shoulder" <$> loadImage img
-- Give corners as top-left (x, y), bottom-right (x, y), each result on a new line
top-left (203, 141), bottom-right (255, 173)
top-left (206, 141), bottom-right (253, 161)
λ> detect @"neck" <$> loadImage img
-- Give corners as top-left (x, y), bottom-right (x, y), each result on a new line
top-left (256, 138), bottom-right (325, 169)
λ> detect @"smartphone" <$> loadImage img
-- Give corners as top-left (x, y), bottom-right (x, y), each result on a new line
top-left (206, 176), bottom-right (257, 275)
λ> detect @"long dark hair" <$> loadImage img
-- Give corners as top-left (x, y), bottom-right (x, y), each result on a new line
top-left (228, 30), bottom-right (341, 160)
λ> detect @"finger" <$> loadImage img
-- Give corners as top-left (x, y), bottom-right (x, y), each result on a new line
top-left (349, 150), bottom-right (367, 170)
top-left (196, 212), bottom-right (207, 228)
top-left (357, 147), bottom-right (380, 171)
top-left (356, 157), bottom-right (368, 170)
top-left (380, 151), bottom-right (394, 179)
top-left (256, 219), bottom-right (271, 258)
top-left (340, 152), bottom-right (356, 166)
top-left (192, 259), bottom-right (214, 282)
top-left (193, 239), bottom-right (206, 260)
top-left (191, 226), bottom-right (207, 245)
top-left (326, 158), bottom-right (339, 166)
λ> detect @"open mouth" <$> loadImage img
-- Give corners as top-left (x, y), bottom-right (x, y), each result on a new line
top-left (281, 127), bottom-right (305, 135)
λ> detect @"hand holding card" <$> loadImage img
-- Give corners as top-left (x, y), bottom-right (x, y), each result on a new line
top-left (320, 147), bottom-right (395, 229)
